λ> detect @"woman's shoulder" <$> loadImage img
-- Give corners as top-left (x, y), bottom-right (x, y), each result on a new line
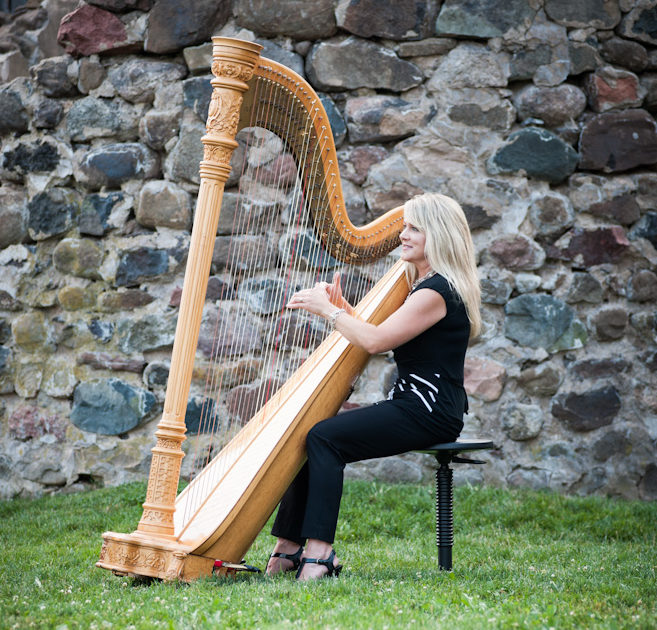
top-left (420, 273), bottom-right (462, 306)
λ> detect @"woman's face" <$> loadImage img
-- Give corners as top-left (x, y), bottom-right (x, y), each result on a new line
top-left (399, 217), bottom-right (427, 267)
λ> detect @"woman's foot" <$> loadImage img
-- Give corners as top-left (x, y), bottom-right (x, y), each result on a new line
top-left (296, 539), bottom-right (342, 581)
top-left (265, 539), bottom-right (303, 576)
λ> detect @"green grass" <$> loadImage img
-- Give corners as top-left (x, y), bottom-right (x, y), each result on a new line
top-left (1, 481), bottom-right (655, 629)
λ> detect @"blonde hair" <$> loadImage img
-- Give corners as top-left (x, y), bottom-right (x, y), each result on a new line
top-left (403, 193), bottom-right (481, 338)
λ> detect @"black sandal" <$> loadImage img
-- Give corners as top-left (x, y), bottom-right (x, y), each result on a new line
top-left (267, 545), bottom-right (303, 574)
top-left (295, 549), bottom-right (343, 579)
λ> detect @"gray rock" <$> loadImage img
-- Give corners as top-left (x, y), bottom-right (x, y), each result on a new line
top-left (436, 0), bottom-right (536, 38)
top-left (234, 0), bottom-right (337, 40)
top-left (591, 306), bottom-right (628, 341)
top-left (238, 277), bottom-right (288, 315)
top-left (163, 116), bottom-right (205, 185)
top-left (528, 192), bottom-right (574, 238)
top-left (197, 304), bottom-right (262, 359)
top-left (0, 186), bottom-right (27, 249)
top-left (66, 96), bottom-right (142, 142)
top-left (116, 314), bottom-right (176, 353)
top-left (487, 127), bottom-right (579, 184)
top-left (336, 0), bottom-right (439, 40)
top-left (33, 98), bottom-right (64, 129)
top-left (137, 180), bottom-right (192, 230)
top-left (568, 40), bottom-right (602, 76)
top-left (307, 38), bottom-right (423, 91)
top-left (587, 194), bottom-right (641, 225)
top-left (630, 211), bottom-right (657, 249)
top-left (552, 386), bottom-right (621, 432)
top-left (319, 94), bottom-right (347, 146)
top-left (79, 191), bottom-right (129, 236)
top-left (213, 235), bottom-right (277, 273)
top-left (544, 0), bottom-right (621, 29)
top-left (503, 402), bottom-right (544, 440)
top-left (480, 277), bottom-right (512, 305)
top-left (27, 188), bottom-right (79, 241)
top-left (115, 247), bottom-right (170, 286)
top-left (52, 238), bottom-right (104, 280)
top-left (568, 357), bottom-right (631, 380)
top-left (517, 363), bottom-right (562, 397)
top-left (182, 75), bottom-right (213, 121)
top-left (144, 0), bottom-right (230, 54)
top-left (259, 40), bottom-right (305, 78)
top-left (447, 101), bottom-right (514, 132)
top-left (139, 110), bottom-right (181, 151)
top-left (514, 84), bottom-right (587, 128)
top-left (108, 58), bottom-right (187, 104)
top-left (31, 56), bottom-right (77, 98)
top-left (504, 294), bottom-right (574, 350)
top-left (619, 4), bottom-right (657, 46)
top-left (601, 37), bottom-right (649, 73)
top-left (78, 142), bottom-right (160, 190)
top-left (2, 139), bottom-right (63, 182)
top-left (71, 378), bottom-right (156, 435)
top-left (0, 84), bottom-right (29, 135)
top-left (562, 272), bottom-right (604, 304)
top-left (489, 233), bottom-right (545, 271)
top-left (429, 43), bottom-right (510, 89)
top-left (628, 269), bottom-right (657, 303)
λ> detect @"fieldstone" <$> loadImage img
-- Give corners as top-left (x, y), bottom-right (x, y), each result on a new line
top-left (0, 346), bottom-right (13, 394)
top-left (184, 397), bottom-right (217, 434)
top-left (14, 359), bottom-right (44, 398)
top-left (461, 202), bottom-right (500, 230)
top-left (57, 286), bottom-right (98, 311)
top-left (258, 40), bottom-right (306, 78)
top-left (8, 406), bottom-right (66, 442)
top-left (27, 188), bottom-right (80, 241)
top-left (591, 429), bottom-right (632, 462)
top-left (502, 402), bottom-right (543, 441)
top-left (509, 47), bottom-right (554, 83)
top-left (197, 304), bottom-right (262, 359)
top-left (579, 109), bottom-right (657, 173)
top-left (592, 306), bottom-right (628, 341)
top-left (139, 110), bottom-right (181, 151)
top-left (514, 273), bottom-right (541, 294)
top-left (463, 356), bottom-right (505, 402)
top-left (0, 49), bottom-right (29, 84)
top-left (429, 43), bottom-right (510, 89)
top-left (78, 143), bottom-right (160, 190)
top-left (97, 289), bottom-right (155, 311)
top-left (306, 38), bottom-right (423, 91)
top-left (569, 357), bottom-right (631, 380)
top-left (1, 139), bottom-right (63, 182)
top-left (234, 0), bottom-right (337, 40)
top-left (480, 278), bottom-right (512, 305)
top-left (600, 37), bottom-right (648, 73)
top-left (182, 75), bottom-right (212, 122)
top-left (585, 66), bottom-right (645, 113)
top-left (336, 0), bottom-right (439, 40)
top-left (552, 386), bottom-right (621, 432)
top-left (79, 191), bottom-right (130, 236)
top-left (116, 314), bottom-right (176, 353)
top-left (57, 4), bottom-right (140, 57)
top-left (42, 360), bottom-right (78, 397)
top-left (108, 59), bottom-right (187, 104)
top-left (0, 185), bottom-right (27, 249)
top-left (561, 272), bottom-right (604, 304)
top-left (206, 276), bottom-right (235, 301)
top-left (32, 98), bottom-right (63, 129)
top-left (586, 194), bottom-right (641, 225)
top-left (339, 145), bottom-right (389, 186)
top-left (88, 319), bottom-right (114, 343)
top-left (12, 311), bottom-right (52, 353)
top-left (163, 116), bottom-right (205, 185)
top-left (66, 96), bottom-right (142, 142)
top-left (447, 100), bottom-right (515, 132)
top-left (52, 238), bottom-right (104, 279)
top-left (319, 94), bottom-right (347, 146)
top-left (504, 294), bottom-right (574, 350)
top-left (143, 362), bottom-right (169, 389)
top-left (544, 0), bottom-right (620, 29)
top-left (639, 464), bottom-right (657, 501)
top-left (489, 233), bottom-right (545, 271)
top-left (77, 57), bottom-right (106, 94)
top-left (0, 84), bottom-right (29, 135)
top-left (31, 56), bottom-right (77, 98)
top-left (78, 352), bottom-right (146, 373)
top-left (528, 192), bottom-right (574, 239)
top-left (548, 226), bottom-right (630, 267)
top-left (517, 363), bottom-right (562, 397)
top-left (568, 41), bottom-right (602, 76)
top-left (514, 84), bottom-right (587, 128)
top-left (398, 37), bottom-right (457, 58)
top-left (238, 277), bottom-right (288, 316)
top-left (642, 72), bottom-right (657, 114)
top-left (436, 0), bottom-right (536, 38)
top-left (115, 247), bottom-right (170, 286)
top-left (213, 236), bottom-right (277, 273)
top-left (628, 270), bottom-right (657, 303)
top-left (619, 3), bottom-right (657, 47)
top-left (182, 42), bottom-right (212, 74)
top-left (630, 212), bottom-right (657, 249)
top-left (70, 378), bottom-right (156, 435)
top-left (136, 180), bottom-right (192, 230)
top-left (86, 0), bottom-right (153, 11)
top-left (226, 378), bottom-right (283, 423)
top-left (345, 95), bottom-right (432, 143)
top-left (278, 229), bottom-right (340, 271)
top-left (487, 127), bottom-right (578, 184)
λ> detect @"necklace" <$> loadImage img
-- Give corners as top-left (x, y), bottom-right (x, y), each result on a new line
top-left (410, 270), bottom-right (435, 291)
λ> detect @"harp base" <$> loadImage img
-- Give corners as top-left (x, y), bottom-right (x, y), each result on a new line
top-left (96, 531), bottom-right (215, 582)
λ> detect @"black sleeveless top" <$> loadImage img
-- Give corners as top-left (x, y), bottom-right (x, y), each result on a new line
top-left (389, 273), bottom-right (470, 421)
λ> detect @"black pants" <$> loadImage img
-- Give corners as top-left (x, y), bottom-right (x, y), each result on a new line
top-left (271, 399), bottom-right (462, 544)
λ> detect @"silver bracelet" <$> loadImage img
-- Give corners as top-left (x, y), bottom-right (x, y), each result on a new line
top-left (328, 308), bottom-right (345, 329)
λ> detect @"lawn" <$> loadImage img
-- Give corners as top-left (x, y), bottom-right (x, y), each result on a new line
top-left (0, 480), bottom-right (655, 629)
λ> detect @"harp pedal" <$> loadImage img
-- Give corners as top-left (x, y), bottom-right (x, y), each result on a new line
top-left (213, 559), bottom-right (262, 576)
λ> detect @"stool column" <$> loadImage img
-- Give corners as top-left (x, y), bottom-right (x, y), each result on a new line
top-left (435, 458), bottom-right (454, 571)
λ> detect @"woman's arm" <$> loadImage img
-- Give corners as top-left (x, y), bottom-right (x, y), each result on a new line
top-left (286, 277), bottom-right (446, 355)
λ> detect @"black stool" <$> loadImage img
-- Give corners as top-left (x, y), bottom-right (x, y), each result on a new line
top-left (416, 438), bottom-right (495, 571)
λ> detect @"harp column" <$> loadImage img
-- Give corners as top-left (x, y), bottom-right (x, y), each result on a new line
top-left (135, 38), bottom-right (263, 539)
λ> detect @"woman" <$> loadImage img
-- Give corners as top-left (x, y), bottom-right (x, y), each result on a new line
top-left (266, 192), bottom-right (481, 580)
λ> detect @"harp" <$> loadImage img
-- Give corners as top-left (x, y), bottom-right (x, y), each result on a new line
top-left (96, 37), bottom-right (409, 581)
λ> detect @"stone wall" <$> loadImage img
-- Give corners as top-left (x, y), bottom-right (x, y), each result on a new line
top-left (0, 0), bottom-right (656, 500)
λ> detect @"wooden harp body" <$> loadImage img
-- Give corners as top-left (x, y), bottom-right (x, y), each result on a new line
top-left (96, 38), bottom-right (409, 581)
